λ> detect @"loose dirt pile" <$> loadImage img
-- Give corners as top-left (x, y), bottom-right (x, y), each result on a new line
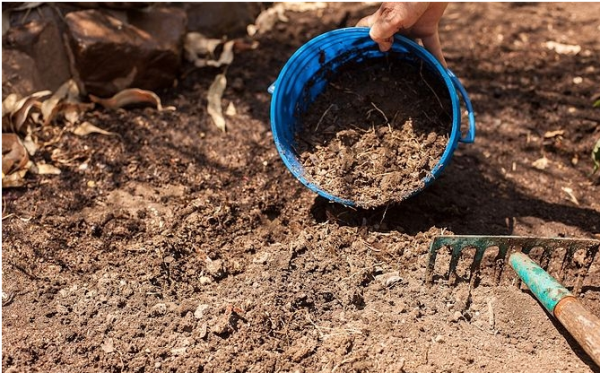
top-left (298, 57), bottom-right (452, 208)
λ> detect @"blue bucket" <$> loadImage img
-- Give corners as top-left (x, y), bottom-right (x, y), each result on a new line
top-left (269, 27), bottom-right (476, 207)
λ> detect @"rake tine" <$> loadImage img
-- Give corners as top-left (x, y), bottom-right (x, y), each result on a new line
top-left (494, 243), bottom-right (510, 286)
top-left (448, 245), bottom-right (463, 286)
top-left (573, 243), bottom-right (599, 296)
top-left (559, 246), bottom-right (575, 284)
top-left (469, 247), bottom-right (486, 288)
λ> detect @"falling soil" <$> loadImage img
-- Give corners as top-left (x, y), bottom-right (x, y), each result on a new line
top-left (298, 57), bottom-right (452, 208)
top-left (3, 3), bottom-right (600, 373)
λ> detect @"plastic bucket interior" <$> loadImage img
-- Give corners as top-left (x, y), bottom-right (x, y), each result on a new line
top-left (269, 27), bottom-right (476, 207)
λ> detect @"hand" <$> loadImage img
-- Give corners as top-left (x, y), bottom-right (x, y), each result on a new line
top-left (357, 2), bottom-right (448, 67)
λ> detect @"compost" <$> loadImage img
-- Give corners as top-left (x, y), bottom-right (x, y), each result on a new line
top-left (297, 56), bottom-right (452, 208)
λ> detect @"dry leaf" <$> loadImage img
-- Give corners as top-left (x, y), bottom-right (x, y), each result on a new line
top-left (205, 40), bottom-right (235, 68)
top-left (34, 163), bottom-right (61, 175)
top-left (2, 94), bottom-right (20, 116)
top-left (2, 168), bottom-right (28, 188)
top-left (41, 79), bottom-right (80, 124)
top-left (22, 134), bottom-right (38, 156)
top-left (2, 133), bottom-right (29, 175)
top-left (543, 130), bottom-right (565, 139)
top-left (532, 157), bottom-right (549, 170)
top-left (561, 187), bottom-right (579, 206)
top-left (2, 10), bottom-right (9, 36)
top-left (543, 41), bottom-right (581, 55)
top-left (73, 122), bottom-right (117, 137)
top-left (225, 102), bottom-right (237, 117)
top-left (9, 91), bottom-right (51, 133)
top-left (207, 74), bottom-right (227, 132)
top-left (184, 32), bottom-right (223, 62)
top-left (248, 3), bottom-right (327, 36)
top-left (90, 89), bottom-right (174, 111)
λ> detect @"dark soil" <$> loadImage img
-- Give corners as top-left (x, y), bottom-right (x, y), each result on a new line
top-left (298, 57), bottom-right (452, 208)
top-left (3, 3), bottom-right (600, 373)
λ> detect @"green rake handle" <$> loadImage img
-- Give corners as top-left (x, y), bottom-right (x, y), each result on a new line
top-left (509, 252), bottom-right (600, 367)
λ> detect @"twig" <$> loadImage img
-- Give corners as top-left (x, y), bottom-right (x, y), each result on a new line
top-left (305, 311), bottom-right (324, 340)
top-left (370, 102), bottom-right (388, 123)
top-left (379, 204), bottom-right (389, 225)
top-left (315, 104), bottom-right (334, 132)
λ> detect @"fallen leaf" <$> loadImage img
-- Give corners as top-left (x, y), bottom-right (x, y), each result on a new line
top-left (532, 157), bottom-right (549, 170)
top-left (225, 102), bottom-right (237, 117)
top-left (205, 40), bottom-right (235, 68)
top-left (34, 163), bottom-right (61, 175)
top-left (2, 93), bottom-right (20, 115)
top-left (2, 133), bottom-right (29, 175)
top-left (561, 187), bottom-right (579, 206)
top-left (2, 10), bottom-right (9, 36)
top-left (248, 3), bottom-right (327, 36)
top-left (543, 130), bottom-right (564, 139)
top-left (22, 134), bottom-right (38, 156)
top-left (2, 168), bottom-right (28, 188)
top-left (41, 79), bottom-right (80, 125)
top-left (207, 74), bottom-right (227, 132)
top-left (8, 91), bottom-right (51, 133)
top-left (90, 89), bottom-right (174, 111)
top-left (591, 138), bottom-right (600, 176)
top-left (543, 41), bottom-right (581, 55)
top-left (184, 32), bottom-right (223, 62)
top-left (73, 122), bottom-right (117, 137)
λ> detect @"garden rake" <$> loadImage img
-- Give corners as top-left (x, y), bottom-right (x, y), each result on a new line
top-left (425, 235), bottom-right (600, 366)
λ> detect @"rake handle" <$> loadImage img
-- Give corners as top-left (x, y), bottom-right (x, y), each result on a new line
top-left (509, 252), bottom-right (600, 367)
top-left (554, 296), bottom-right (600, 367)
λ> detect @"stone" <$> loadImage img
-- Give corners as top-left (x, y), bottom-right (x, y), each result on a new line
top-left (2, 49), bottom-right (44, 97)
top-left (64, 9), bottom-right (182, 96)
top-left (205, 259), bottom-right (227, 280)
top-left (194, 304), bottom-right (209, 320)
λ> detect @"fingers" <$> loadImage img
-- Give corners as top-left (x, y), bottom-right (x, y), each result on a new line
top-left (356, 15), bottom-right (372, 28)
top-left (421, 32), bottom-right (447, 68)
top-left (361, 3), bottom-right (430, 52)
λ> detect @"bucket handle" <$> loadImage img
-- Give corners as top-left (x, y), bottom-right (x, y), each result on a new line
top-left (447, 70), bottom-right (475, 144)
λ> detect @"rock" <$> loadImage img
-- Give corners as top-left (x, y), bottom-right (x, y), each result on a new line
top-left (127, 7), bottom-right (187, 89)
top-left (2, 49), bottom-right (44, 97)
top-left (183, 3), bottom-right (261, 38)
top-left (64, 9), bottom-right (182, 96)
top-left (101, 337), bottom-right (115, 353)
top-left (170, 347), bottom-right (187, 356)
top-left (375, 271), bottom-right (403, 288)
top-left (205, 259), bottom-right (227, 280)
top-left (194, 304), bottom-right (209, 320)
top-left (199, 276), bottom-right (213, 285)
top-left (150, 303), bottom-right (167, 316)
top-left (3, 12), bottom-right (73, 93)
top-left (450, 310), bottom-right (463, 323)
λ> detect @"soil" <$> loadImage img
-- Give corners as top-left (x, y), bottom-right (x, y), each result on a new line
top-left (2, 3), bottom-right (600, 373)
top-left (298, 57), bottom-right (452, 208)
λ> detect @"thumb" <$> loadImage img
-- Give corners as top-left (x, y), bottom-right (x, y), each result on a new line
top-left (369, 15), bottom-right (398, 52)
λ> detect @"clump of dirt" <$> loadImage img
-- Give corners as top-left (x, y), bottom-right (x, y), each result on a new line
top-left (297, 56), bottom-right (452, 208)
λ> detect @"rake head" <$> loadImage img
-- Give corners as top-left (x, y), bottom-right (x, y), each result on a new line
top-left (426, 235), bottom-right (600, 295)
